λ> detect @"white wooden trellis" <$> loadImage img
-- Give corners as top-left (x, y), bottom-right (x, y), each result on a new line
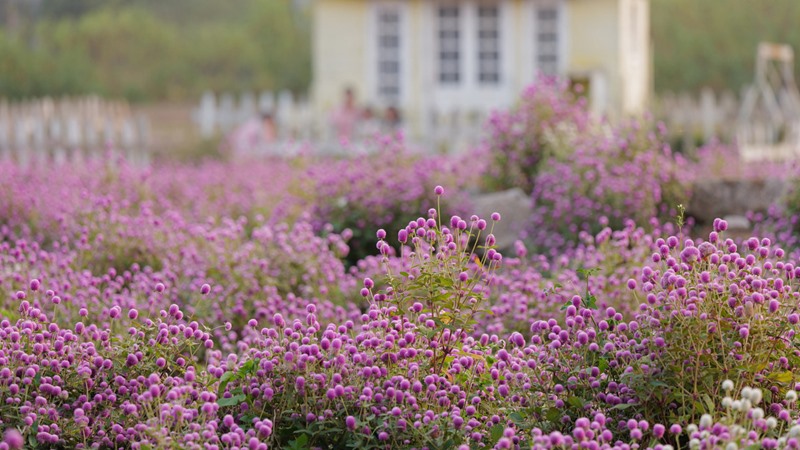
top-left (737, 42), bottom-right (800, 161)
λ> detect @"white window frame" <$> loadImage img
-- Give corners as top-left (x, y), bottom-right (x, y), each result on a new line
top-left (376, 5), bottom-right (402, 102)
top-left (425, 0), bottom-right (515, 115)
top-left (530, 0), bottom-right (567, 78)
top-left (437, 4), bottom-right (462, 85)
top-left (535, 3), bottom-right (559, 76)
top-left (476, 2), bottom-right (501, 85)
top-left (367, 1), bottom-right (410, 108)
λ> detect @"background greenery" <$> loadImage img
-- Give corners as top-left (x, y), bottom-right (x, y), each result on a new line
top-left (0, 0), bottom-right (311, 101)
top-left (0, 0), bottom-right (798, 101)
top-left (651, 0), bottom-right (800, 94)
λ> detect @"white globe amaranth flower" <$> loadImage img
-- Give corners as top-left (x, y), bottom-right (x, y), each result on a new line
top-left (741, 387), bottom-right (752, 400)
top-left (689, 438), bottom-right (700, 449)
top-left (700, 414), bottom-right (713, 429)
top-left (725, 443), bottom-right (738, 450)
top-left (722, 396), bottom-right (733, 408)
top-left (687, 424), bottom-right (699, 434)
top-left (787, 390), bottom-right (798, 402)
top-left (751, 388), bottom-right (763, 405)
top-left (751, 407), bottom-right (764, 421)
top-left (766, 417), bottom-right (777, 429)
top-left (790, 425), bottom-right (800, 437)
top-left (722, 379), bottom-right (734, 392)
top-left (741, 399), bottom-right (752, 411)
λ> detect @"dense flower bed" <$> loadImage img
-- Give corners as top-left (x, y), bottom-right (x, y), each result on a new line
top-left (2, 82), bottom-right (800, 449)
top-left (479, 76), bottom-right (690, 253)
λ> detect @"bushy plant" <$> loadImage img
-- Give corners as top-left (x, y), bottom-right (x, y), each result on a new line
top-left (307, 140), bottom-right (474, 264)
top-left (529, 118), bottom-right (690, 253)
top-left (482, 76), bottom-right (591, 194)
top-left (0, 299), bottom-right (220, 448)
top-left (629, 218), bottom-right (800, 427)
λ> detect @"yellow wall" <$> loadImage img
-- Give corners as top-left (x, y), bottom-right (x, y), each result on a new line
top-left (567, 0), bottom-right (622, 115)
top-left (312, 0), bottom-right (650, 124)
top-left (312, 0), bottom-right (369, 113)
top-left (509, 0), bottom-right (527, 95)
top-left (404, 0), bottom-right (424, 135)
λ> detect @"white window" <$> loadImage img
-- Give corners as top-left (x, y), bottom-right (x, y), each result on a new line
top-left (438, 5), bottom-right (461, 84)
top-left (535, 4), bottom-right (560, 76)
top-left (377, 7), bottom-right (402, 101)
top-left (477, 4), bottom-right (501, 84)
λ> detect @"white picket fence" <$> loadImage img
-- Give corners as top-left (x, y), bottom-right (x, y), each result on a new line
top-left (193, 90), bottom-right (486, 156)
top-left (654, 87), bottom-right (800, 160)
top-left (653, 88), bottom-right (741, 152)
top-left (0, 96), bottom-right (151, 166)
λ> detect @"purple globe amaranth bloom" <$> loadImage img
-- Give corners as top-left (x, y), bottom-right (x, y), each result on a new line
top-left (2, 429), bottom-right (24, 450)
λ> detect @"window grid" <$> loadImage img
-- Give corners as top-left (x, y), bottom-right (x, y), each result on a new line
top-left (377, 8), bottom-right (401, 100)
top-left (536, 6), bottom-right (559, 76)
top-left (438, 5), bottom-right (461, 84)
top-left (477, 5), bottom-right (500, 84)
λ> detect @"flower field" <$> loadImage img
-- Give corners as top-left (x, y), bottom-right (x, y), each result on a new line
top-left (2, 80), bottom-right (800, 449)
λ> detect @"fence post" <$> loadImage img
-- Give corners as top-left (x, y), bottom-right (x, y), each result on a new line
top-left (198, 91), bottom-right (217, 138)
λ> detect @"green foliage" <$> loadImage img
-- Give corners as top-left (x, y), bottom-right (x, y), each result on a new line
top-left (0, 0), bottom-right (310, 101)
top-left (652, 0), bottom-right (800, 93)
top-left (630, 232), bottom-right (800, 427)
top-left (378, 205), bottom-right (501, 375)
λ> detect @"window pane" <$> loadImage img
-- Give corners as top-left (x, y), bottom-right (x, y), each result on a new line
top-left (477, 4), bottom-right (501, 85)
top-left (377, 7), bottom-right (401, 100)
top-left (438, 5), bottom-right (461, 85)
top-left (536, 5), bottom-right (559, 76)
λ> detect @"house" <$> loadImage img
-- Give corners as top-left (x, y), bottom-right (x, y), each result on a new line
top-left (311, 0), bottom-right (651, 138)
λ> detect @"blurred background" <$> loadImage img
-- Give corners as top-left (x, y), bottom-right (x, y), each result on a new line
top-left (0, 0), bottom-right (799, 160)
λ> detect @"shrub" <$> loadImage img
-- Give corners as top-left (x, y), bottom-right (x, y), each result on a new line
top-left (528, 118), bottom-right (690, 253)
top-left (482, 76), bottom-right (591, 194)
top-left (0, 300), bottom-right (220, 448)
top-left (307, 140), bottom-right (474, 264)
top-left (629, 218), bottom-right (800, 427)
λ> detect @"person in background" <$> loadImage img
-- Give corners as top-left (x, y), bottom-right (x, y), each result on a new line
top-left (330, 87), bottom-right (360, 143)
top-left (383, 106), bottom-right (403, 134)
top-left (358, 105), bottom-right (381, 140)
top-left (262, 112), bottom-right (278, 145)
top-left (224, 111), bottom-right (278, 158)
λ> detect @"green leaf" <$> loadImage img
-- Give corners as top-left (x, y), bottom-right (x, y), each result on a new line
top-left (288, 434), bottom-right (309, 450)
top-left (611, 402), bottom-right (636, 410)
top-left (490, 424), bottom-right (504, 443)
top-left (217, 394), bottom-right (246, 407)
top-left (584, 294), bottom-right (597, 310)
top-left (218, 371), bottom-right (234, 395)
top-left (769, 370), bottom-right (794, 383)
top-left (509, 411), bottom-right (525, 425)
top-left (545, 408), bottom-right (562, 423)
top-left (702, 394), bottom-right (715, 412)
top-left (567, 396), bottom-right (584, 409)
